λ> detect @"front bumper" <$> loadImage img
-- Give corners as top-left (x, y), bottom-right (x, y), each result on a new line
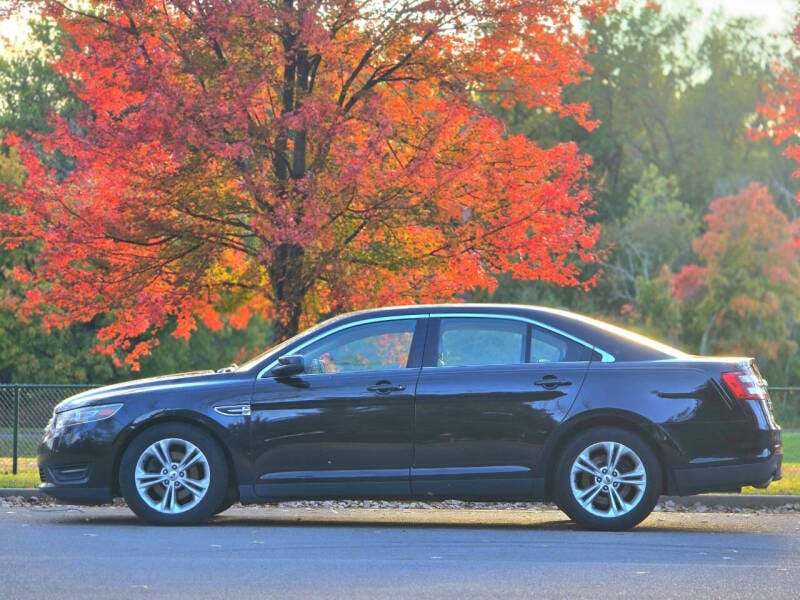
top-left (37, 419), bottom-right (122, 505)
top-left (37, 481), bottom-right (114, 505)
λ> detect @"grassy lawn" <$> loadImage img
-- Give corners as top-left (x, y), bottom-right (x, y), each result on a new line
top-left (0, 457), bottom-right (39, 488)
top-left (738, 430), bottom-right (800, 495)
top-left (781, 431), bottom-right (800, 462)
top-left (3, 433), bottom-right (800, 494)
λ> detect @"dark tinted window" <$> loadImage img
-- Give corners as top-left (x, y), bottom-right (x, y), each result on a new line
top-left (530, 327), bottom-right (592, 362)
top-left (438, 318), bottom-right (526, 366)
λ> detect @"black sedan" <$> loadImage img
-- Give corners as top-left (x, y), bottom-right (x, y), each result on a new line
top-left (38, 304), bottom-right (783, 530)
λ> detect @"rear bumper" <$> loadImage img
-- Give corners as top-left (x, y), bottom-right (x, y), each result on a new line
top-left (671, 453), bottom-right (783, 496)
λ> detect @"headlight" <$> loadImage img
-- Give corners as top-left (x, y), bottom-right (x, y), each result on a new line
top-left (53, 403), bottom-right (123, 430)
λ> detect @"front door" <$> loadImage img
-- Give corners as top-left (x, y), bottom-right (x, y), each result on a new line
top-left (250, 317), bottom-right (425, 499)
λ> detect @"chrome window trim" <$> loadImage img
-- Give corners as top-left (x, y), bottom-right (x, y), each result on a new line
top-left (257, 314), bottom-right (430, 379)
top-left (428, 312), bottom-right (615, 363)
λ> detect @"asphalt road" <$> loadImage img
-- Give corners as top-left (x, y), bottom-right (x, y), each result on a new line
top-left (1, 505), bottom-right (798, 600)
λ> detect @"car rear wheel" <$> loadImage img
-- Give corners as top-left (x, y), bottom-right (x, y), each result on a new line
top-left (119, 423), bottom-right (228, 525)
top-left (554, 427), bottom-right (662, 531)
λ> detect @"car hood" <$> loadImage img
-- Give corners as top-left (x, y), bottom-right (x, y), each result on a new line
top-left (55, 371), bottom-right (219, 412)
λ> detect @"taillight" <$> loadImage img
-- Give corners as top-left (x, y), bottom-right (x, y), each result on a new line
top-left (721, 370), bottom-right (767, 401)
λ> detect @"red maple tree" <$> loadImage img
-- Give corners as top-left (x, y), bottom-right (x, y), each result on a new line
top-left (758, 12), bottom-right (800, 183)
top-left (673, 184), bottom-right (800, 359)
top-left (1, 0), bottom-right (608, 366)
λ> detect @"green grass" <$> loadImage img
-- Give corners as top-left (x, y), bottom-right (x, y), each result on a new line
top-left (737, 430), bottom-right (800, 495)
top-left (0, 457), bottom-right (39, 488)
top-left (3, 434), bottom-right (800, 494)
top-left (781, 431), bottom-right (800, 462)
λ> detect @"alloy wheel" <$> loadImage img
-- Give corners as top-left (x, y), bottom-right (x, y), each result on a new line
top-left (568, 440), bottom-right (647, 519)
top-left (133, 437), bottom-right (211, 515)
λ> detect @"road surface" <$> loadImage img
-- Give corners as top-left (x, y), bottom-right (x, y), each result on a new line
top-left (0, 505), bottom-right (798, 599)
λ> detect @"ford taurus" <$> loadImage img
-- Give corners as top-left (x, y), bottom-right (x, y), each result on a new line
top-left (37, 304), bottom-right (783, 530)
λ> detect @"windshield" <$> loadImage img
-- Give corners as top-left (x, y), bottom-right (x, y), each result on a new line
top-left (234, 318), bottom-right (334, 372)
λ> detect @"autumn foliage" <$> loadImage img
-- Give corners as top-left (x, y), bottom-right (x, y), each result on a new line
top-left (758, 12), bottom-right (800, 182)
top-left (673, 184), bottom-right (800, 359)
top-left (0, 0), bottom-right (607, 366)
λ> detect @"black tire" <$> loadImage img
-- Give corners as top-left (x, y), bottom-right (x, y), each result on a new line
top-left (553, 427), bottom-right (662, 531)
top-left (213, 485), bottom-right (239, 516)
top-left (119, 423), bottom-right (228, 526)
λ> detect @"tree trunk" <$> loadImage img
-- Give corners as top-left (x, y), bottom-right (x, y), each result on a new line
top-left (699, 308), bottom-right (724, 356)
top-left (268, 242), bottom-right (306, 341)
top-left (268, 6), bottom-right (312, 342)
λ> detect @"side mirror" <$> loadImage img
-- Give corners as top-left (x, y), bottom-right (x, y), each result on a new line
top-left (271, 354), bottom-right (305, 378)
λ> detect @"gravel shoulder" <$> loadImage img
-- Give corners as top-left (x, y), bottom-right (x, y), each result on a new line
top-left (2, 489), bottom-right (799, 515)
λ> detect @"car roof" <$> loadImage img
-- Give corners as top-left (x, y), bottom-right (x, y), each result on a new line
top-left (327, 303), bottom-right (688, 362)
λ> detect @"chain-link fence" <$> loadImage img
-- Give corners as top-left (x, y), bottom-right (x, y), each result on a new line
top-left (0, 384), bottom-right (99, 474)
top-left (768, 387), bottom-right (800, 429)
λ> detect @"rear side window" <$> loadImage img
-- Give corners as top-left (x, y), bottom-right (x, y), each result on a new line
top-left (439, 318), bottom-right (526, 366)
top-left (436, 317), bottom-right (593, 367)
top-left (530, 327), bottom-right (593, 363)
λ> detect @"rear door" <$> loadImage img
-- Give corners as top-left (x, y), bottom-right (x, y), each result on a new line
top-left (412, 315), bottom-right (591, 499)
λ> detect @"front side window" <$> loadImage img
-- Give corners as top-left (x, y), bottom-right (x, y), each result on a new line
top-left (301, 319), bottom-right (417, 374)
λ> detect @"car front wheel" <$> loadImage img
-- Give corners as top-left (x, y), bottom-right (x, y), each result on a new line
top-left (554, 427), bottom-right (662, 531)
top-left (119, 423), bottom-right (228, 525)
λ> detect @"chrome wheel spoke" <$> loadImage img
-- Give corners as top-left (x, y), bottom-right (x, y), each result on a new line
top-left (134, 470), bottom-right (164, 492)
top-left (576, 482), bottom-right (604, 508)
top-left (152, 440), bottom-right (172, 470)
top-left (617, 466), bottom-right (646, 487)
top-left (605, 442), bottom-right (622, 473)
top-left (160, 483), bottom-right (179, 514)
top-left (178, 445), bottom-right (203, 471)
top-left (180, 474), bottom-right (210, 497)
top-left (573, 452), bottom-right (603, 478)
top-left (607, 486), bottom-right (630, 516)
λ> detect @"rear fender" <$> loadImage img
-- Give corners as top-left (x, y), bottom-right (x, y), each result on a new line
top-left (539, 410), bottom-right (683, 499)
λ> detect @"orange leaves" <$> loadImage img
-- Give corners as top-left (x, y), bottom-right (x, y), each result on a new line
top-left (692, 184), bottom-right (793, 265)
top-left (3, 0), bottom-right (608, 364)
top-left (673, 184), bottom-right (800, 358)
top-left (757, 10), bottom-right (800, 183)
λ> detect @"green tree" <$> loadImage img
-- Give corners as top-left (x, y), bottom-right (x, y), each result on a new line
top-left (587, 2), bottom-right (792, 214)
top-left (598, 165), bottom-right (696, 342)
top-left (0, 20), bottom-right (79, 134)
